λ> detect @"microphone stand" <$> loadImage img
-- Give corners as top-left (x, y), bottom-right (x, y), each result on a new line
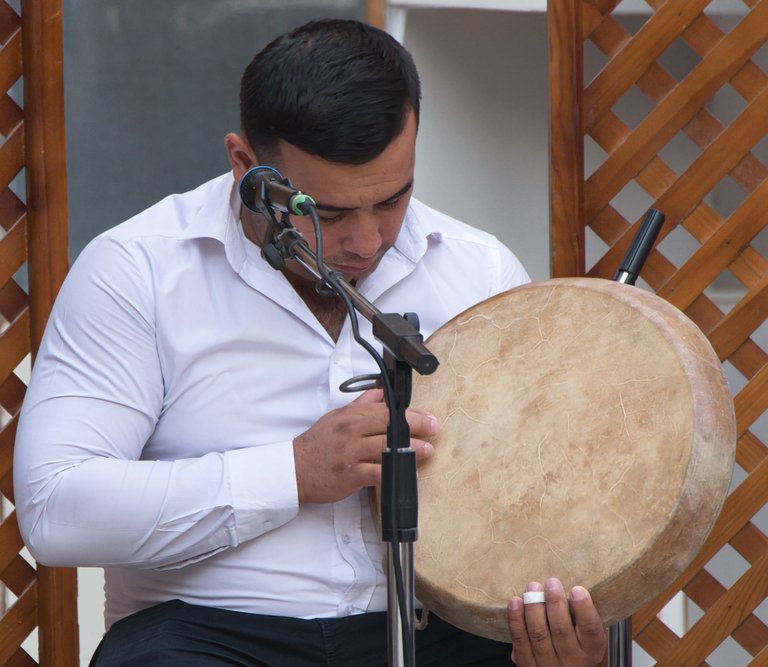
top-left (242, 182), bottom-right (437, 667)
top-left (608, 207), bottom-right (665, 667)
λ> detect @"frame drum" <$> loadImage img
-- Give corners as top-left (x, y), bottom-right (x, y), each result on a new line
top-left (411, 278), bottom-right (736, 641)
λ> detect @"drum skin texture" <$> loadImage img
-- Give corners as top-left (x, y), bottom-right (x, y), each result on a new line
top-left (411, 278), bottom-right (736, 642)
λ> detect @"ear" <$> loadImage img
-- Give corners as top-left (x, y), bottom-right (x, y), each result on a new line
top-left (224, 133), bottom-right (258, 183)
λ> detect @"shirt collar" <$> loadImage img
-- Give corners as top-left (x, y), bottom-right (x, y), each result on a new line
top-left (392, 197), bottom-right (443, 265)
top-left (177, 173), bottom-right (444, 293)
top-left (350, 198), bottom-right (444, 300)
top-left (177, 171), bottom-right (249, 274)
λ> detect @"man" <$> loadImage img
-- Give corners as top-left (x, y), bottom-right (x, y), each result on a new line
top-left (14, 18), bottom-right (606, 667)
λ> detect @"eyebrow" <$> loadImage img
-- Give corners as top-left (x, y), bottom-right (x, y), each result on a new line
top-left (313, 180), bottom-right (414, 212)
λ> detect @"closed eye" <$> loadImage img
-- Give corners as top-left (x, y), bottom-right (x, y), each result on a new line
top-left (376, 181), bottom-right (413, 210)
top-left (314, 180), bottom-right (412, 221)
top-left (377, 198), bottom-right (402, 210)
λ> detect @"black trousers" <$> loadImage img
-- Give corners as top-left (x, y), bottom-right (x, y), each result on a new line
top-left (89, 600), bottom-right (514, 666)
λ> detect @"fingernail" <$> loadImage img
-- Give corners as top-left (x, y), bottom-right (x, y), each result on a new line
top-left (571, 586), bottom-right (588, 601)
top-left (526, 581), bottom-right (543, 593)
top-left (424, 443), bottom-right (435, 456)
top-left (508, 597), bottom-right (522, 612)
top-left (428, 414), bottom-right (439, 434)
top-left (545, 578), bottom-right (563, 593)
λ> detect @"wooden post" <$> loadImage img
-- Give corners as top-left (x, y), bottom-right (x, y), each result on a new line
top-left (366, 0), bottom-right (387, 29)
top-left (20, 0), bottom-right (77, 663)
top-left (548, 0), bottom-right (585, 277)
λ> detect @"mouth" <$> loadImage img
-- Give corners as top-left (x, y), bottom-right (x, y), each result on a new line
top-left (328, 261), bottom-right (376, 278)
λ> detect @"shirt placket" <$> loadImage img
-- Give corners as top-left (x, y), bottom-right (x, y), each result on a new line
top-left (328, 325), bottom-right (379, 614)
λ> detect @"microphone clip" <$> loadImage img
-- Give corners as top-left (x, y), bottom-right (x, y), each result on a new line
top-left (260, 213), bottom-right (306, 271)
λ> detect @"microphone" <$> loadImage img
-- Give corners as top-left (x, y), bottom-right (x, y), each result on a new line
top-left (239, 165), bottom-right (316, 216)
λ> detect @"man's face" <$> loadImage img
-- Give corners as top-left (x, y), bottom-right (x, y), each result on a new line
top-left (261, 111), bottom-right (417, 284)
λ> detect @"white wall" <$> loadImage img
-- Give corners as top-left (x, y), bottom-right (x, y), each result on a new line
top-left (79, 569), bottom-right (105, 664)
top-left (402, 8), bottom-right (552, 281)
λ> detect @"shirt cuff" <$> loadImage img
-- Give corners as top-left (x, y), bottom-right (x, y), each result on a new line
top-left (225, 441), bottom-right (299, 543)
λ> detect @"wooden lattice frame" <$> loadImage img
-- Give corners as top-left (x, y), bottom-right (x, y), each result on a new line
top-left (550, 0), bottom-right (768, 664)
top-left (0, 0), bottom-right (76, 665)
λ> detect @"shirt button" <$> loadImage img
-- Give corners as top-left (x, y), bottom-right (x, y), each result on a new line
top-left (263, 520), bottom-right (273, 530)
top-left (345, 605), bottom-right (354, 616)
top-left (342, 534), bottom-right (351, 544)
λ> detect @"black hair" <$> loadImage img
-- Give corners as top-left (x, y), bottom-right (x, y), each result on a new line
top-left (239, 19), bottom-right (421, 165)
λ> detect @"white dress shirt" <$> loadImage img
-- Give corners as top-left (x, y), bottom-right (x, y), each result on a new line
top-left (14, 172), bottom-right (529, 629)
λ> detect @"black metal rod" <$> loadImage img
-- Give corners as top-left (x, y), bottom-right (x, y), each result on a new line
top-left (608, 206), bottom-right (666, 667)
top-left (614, 209), bottom-right (665, 285)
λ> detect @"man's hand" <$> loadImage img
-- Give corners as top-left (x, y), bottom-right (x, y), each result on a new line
top-left (293, 389), bottom-right (439, 504)
top-left (507, 579), bottom-right (606, 667)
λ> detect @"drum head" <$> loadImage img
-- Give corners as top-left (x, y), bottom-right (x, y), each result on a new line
top-left (412, 278), bottom-right (735, 641)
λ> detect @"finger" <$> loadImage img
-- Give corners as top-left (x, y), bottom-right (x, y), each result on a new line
top-left (542, 578), bottom-right (582, 659)
top-left (353, 461), bottom-right (382, 488)
top-left (405, 408), bottom-right (440, 438)
top-left (355, 443), bottom-right (433, 490)
top-left (355, 388), bottom-right (385, 404)
top-left (344, 403), bottom-right (389, 437)
top-left (570, 586), bottom-right (607, 660)
top-left (352, 394), bottom-right (438, 438)
top-left (355, 434), bottom-right (434, 465)
top-left (411, 439), bottom-right (435, 461)
top-left (507, 596), bottom-right (535, 667)
top-left (522, 581), bottom-right (557, 664)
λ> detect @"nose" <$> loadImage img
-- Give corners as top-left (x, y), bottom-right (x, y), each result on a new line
top-left (343, 213), bottom-right (382, 259)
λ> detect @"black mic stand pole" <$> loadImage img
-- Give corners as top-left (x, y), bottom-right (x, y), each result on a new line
top-left (288, 237), bottom-right (435, 667)
top-left (377, 312), bottom-right (424, 667)
top-left (608, 207), bottom-right (665, 667)
top-left (251, 201), bottom-right (437, 667)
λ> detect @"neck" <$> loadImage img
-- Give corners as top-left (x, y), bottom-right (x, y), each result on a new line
top-left (241, 207), bottom-right (348, 341)
top-left (240, 206), bottom-right (273, 248)
top-left (287, 272), bottom-right (349, 342)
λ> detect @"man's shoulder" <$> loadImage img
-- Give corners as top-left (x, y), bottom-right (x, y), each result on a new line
top-left (405, 198), bottom-right (528, 282)
top-left (102, 172), bottom-right (234, 243)
top-left (407, 198), bottom-right (502, 247)
top-left (69, 172), bottom-right (236, 287)
top-left (402, 200), bottom-right (530, 300)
